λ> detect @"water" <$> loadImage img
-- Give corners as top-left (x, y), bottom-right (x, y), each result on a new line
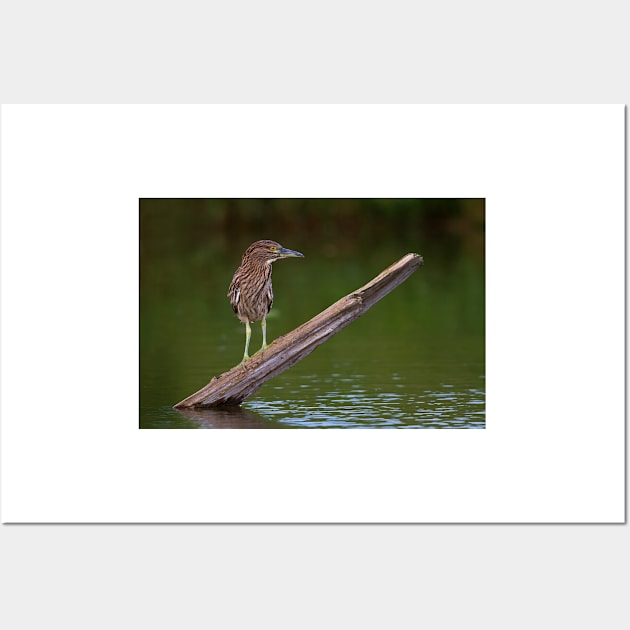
top-left (139, 199), bottom-right (485, 429)
top-left (140, 279), bottom-right (485, 429)
top-left (142, 361), bottom-right (485, 429)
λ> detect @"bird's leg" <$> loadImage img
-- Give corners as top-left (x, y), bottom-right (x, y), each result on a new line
top-left (242, 321), bottom-right (252, 365)
top-left (260, 316), bottom-right (268, 354)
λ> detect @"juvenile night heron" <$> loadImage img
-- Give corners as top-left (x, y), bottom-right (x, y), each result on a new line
top-left (228, 239), bottom-right (304, 364)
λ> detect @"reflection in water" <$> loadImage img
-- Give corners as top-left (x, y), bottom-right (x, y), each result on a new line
top-left (175, 406), bottom-right (279, 429)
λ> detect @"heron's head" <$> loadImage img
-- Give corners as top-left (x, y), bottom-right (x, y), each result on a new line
top-left (244, 240), bottom-right (304, 264)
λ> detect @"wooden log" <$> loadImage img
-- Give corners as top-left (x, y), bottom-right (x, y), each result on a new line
top-left (173, 252), bottom-right (424, 409)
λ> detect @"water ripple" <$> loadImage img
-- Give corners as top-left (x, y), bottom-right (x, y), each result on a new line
top-left (245, 381), bottom-right (485, 429)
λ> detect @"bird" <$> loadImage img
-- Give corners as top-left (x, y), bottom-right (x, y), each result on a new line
top-left (228, 239), bottom-right (304, 364)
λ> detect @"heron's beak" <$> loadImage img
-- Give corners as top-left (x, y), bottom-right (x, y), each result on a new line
top-left (279, 247), bottom-right (304, 258)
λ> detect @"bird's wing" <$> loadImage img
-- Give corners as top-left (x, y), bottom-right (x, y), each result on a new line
top-left (266, 286), bottom-right (273, 313)
top-left (228, 279), bottom-right (240, 314)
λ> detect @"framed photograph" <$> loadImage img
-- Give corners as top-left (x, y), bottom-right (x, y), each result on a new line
top-left (139, 197), bottom-right (485, 429)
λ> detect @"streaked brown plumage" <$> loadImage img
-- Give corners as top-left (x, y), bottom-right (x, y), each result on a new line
top-left (228, 240), bottom-right (304, 363)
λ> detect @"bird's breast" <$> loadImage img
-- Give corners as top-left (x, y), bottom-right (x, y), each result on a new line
top-left (228, 266), bottom-right (274, 323)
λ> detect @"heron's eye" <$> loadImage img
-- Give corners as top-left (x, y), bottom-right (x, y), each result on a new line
top-left (269, 246), bottom-right (278, 252)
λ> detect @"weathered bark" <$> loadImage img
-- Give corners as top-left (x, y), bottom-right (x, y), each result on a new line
top-left (173, 252), bottom-right (424, 409)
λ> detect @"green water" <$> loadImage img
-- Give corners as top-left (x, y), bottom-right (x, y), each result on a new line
top-left (140, 199), bottom-right (485, 428)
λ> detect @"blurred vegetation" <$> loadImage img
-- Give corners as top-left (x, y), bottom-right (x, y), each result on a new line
top-left (140, 198), bottom-right (484, 266)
